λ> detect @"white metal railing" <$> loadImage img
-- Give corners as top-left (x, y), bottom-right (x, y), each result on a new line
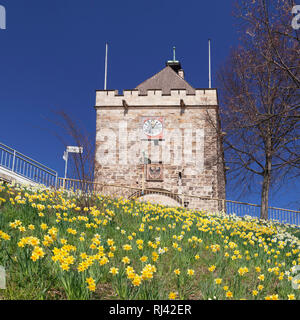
top-left (1, 141), bottom-right (298, 226)
top-left (225, 200), bottom-right (300, 226)
top-left (57, 178), bottom-right (300, 226)
top-left (0, 142), bottom-right (58, 187)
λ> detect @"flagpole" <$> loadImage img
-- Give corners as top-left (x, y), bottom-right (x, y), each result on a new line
top-left (104, 42), bottom-right (108, 90)
top-left (208, 39), bottom-right (212, 89)
top-left (63, 151), bottom-right (68, 190)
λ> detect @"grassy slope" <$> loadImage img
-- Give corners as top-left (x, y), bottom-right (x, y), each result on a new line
top-left (0, 182), bottom-right (299, 300)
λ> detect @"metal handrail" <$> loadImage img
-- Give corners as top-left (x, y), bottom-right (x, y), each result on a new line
top-left (0, 142), bottom-right (58, 187)
top-left (0, 143), bottom-right (57, 175)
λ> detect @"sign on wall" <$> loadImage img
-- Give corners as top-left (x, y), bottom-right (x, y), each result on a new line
top-left (146, 163), bottom-right (163, 181)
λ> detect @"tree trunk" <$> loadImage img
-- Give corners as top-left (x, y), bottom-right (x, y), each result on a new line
top-left (260, 170), bottom-right (270, 220)
top-left (261, 137), bottom-right (272, 220)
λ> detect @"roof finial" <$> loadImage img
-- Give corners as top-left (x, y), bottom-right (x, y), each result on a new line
top-left (166, 46), bottom-right (181, 72)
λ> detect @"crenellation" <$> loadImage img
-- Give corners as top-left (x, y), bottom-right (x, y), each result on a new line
top-left (170, 89), bottom-right (187, 96)
top-left (111, 90), bottom-right (119, 96)
top-left (96, 88), bottom-right (217, 98)
top-left (131, 90), bottom-right (140, 97)
top-left (123, 90), bottom-right (139, 97)
top-left (195, 89), bottom-right (205, 96)
top-left (153, 90), bottom-right (162, 97)
top-left (95, 88), bottom-right (218, 107)
top-left (147, 89), bottom-right (163, 97)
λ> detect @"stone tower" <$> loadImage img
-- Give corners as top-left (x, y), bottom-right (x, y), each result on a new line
top-left (94, 57), bottom-right (226, 212)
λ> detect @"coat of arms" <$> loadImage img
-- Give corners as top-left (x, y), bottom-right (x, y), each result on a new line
top-left (146, 164), bottom-right (163, 181)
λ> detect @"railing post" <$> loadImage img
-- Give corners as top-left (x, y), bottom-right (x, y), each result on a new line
top-left (223, 199), bottom-right (226, 213)
top-left (11, 150), bottom-right (16, 172)
top-left (55, 173), bottom-right (58, 190)
top-left (142, 166), bottom-right (145, 195)
top-left (63, 178), bottom-right (66, 190)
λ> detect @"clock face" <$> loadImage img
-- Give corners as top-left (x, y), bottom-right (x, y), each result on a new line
top-left (143, 119), bottom-right (163, 137)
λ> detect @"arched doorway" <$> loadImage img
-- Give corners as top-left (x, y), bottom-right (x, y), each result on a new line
top-left (129, 188), bottom-right (183, 207)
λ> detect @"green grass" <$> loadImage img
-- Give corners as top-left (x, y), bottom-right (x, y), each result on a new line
top-left (0, 181), bottom-right (299, 300)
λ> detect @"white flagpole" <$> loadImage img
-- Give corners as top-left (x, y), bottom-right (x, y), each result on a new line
top-left (208, 39), bottom-right (212, 89)
top-left (104, 42), bottom-right (108, 90)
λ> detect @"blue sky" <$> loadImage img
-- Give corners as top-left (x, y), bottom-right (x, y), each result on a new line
top-left (0, 0), bottom-right (299, 209)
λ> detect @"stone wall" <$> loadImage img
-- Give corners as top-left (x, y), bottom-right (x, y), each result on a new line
top-left (94, 89), bottom-right (226, 213)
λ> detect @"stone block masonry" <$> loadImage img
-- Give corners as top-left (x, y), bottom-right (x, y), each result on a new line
top-left (94, 73), bottom-right (225, 213)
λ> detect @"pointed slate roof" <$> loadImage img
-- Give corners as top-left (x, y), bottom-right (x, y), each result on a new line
top-left (136, 65), bottom-right (195, 95)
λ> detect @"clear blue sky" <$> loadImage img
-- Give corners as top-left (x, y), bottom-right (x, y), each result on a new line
top-left (0, 0), bottom-right (299, 209)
